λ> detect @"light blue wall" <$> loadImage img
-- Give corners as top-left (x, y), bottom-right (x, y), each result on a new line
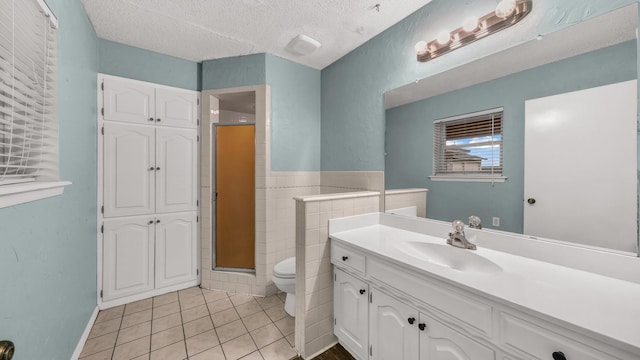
top-left (0, 1), bottom-right (99, 359)
top-left (266, 54), bottom-right (321, 171)
top-left (321, 0), bottom-right (637, 171)
top-left (99, 39), bottom-right (201, 91)
top-left (203, 53), bottom-right (322, 171)
top-left (202, 53), bottom-right (266, 90)
top-left (385, 41), bottom-right (636, 232)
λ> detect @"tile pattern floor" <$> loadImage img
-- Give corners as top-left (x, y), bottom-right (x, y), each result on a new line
top-left (79, 287), bottom-right (297, 360)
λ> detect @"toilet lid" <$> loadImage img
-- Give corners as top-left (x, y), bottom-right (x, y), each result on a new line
top-left (273, 257), bottom-right (296, 278)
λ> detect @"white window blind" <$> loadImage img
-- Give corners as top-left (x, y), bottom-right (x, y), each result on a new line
top-left (433, 108), bottom-right (504, 181)
top-left (0, 0), bottom-right (59, 186)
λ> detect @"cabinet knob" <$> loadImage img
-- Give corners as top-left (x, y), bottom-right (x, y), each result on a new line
top-left (407, 317), bottom-right (415, 325)
top-left (552, 352), bottom-right (566, 360)
top-left (156, 219), bottom-right (160, 224)
top-left (527, 198), bottom-right (536, 205)
top-left (359, 289), bottom-right (366, 295)
top-left (156, 118), bottom-right (161, 122)
top-left (418, 323), bottom-right (426, 331)
top-left (149, 167), bottom-right (155, 171)
top-left (149, 117), bottom-right (154, 122)
top-left (342, 256), bottom-right (348, 261)
top-left (0, 340), bottom-right (15, 360)
top-left (148, 220), bottom-right (153, 225)
top-left (156, 167), bottom-right (160, 170)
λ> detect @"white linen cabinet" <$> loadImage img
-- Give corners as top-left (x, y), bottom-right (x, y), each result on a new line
top-left (98, 74), bottom-right (199, 307)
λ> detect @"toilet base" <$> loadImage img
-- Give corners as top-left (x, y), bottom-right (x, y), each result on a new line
top-left (284, 293), bottom-right (295, 317)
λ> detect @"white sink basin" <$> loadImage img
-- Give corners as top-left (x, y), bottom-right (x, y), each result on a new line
top-left (396, 241), bottom-right (502, 274)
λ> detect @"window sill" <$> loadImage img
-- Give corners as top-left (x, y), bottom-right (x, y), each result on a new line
top-left (429, 175), bottom-right (508, 183)
top-left (0, 181), bottom-right (72, 209)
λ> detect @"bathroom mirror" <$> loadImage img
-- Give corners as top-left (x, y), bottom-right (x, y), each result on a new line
top-left (384, 4), bottom-right (639, 255)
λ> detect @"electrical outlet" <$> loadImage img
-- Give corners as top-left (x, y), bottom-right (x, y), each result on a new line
top-left (492, 217), bottom-right (500, 227)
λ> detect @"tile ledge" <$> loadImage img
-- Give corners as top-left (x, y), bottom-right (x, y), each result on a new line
top-left (294, 191), bottom-right (380, 202)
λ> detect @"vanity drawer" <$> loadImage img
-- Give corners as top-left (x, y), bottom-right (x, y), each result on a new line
top-left (368, 258), bottom-right (493, 337)
top-left (332, 242), bottom-right (366, 276)
top-left (499, 312), bottom-right (618, 360)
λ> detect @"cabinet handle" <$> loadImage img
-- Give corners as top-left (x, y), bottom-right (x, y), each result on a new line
top-left (418, 323), bottom-right (426, 331)
top-left (359, 289), bottom-right (366, 295)
top-left (156, 219), bottom-right (160, 224)
top-left (552, 352), bottom-right (566, 360)
top-left (148, 117), bottom-right (154, 121)
top-left (148, 220), bottom-right (153, 225)
top-left (407, 317), bottom-right (415, 325)
top-left (342, 256), bottom-right (348, 261)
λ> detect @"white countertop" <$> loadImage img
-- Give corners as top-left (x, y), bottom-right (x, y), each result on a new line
top-left (329, 215), bottom-right (640, 353)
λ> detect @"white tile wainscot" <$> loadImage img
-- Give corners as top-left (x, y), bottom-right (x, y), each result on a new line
top-left (385, 188), bottom-right (428, 217)
top-left (294, 191), bottom-right (381, 359)
top-left (329, 213), bottom-right (640, 360)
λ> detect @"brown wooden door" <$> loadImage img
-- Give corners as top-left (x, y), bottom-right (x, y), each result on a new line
top-left (215, 125), bottom-right (255, 269)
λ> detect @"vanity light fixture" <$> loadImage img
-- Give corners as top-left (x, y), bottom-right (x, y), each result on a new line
top-left (415, 0), bottom-right (532, 62)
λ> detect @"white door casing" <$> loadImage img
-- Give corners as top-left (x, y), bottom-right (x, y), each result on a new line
top-left (524, 80), bottom-right (637, 252)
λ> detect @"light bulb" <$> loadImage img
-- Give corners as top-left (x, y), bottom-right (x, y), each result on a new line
top-left (463, 16), bottom-right (479, 32)
top-left (495, 0), bottom-right (516, 18)
top-left (436, 30), bottom-right (451, 45)
top-left (414, 41), bottom-right (428, 55)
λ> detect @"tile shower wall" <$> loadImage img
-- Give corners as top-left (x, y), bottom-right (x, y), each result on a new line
top-left (294, 193), bottom-right (381, 358)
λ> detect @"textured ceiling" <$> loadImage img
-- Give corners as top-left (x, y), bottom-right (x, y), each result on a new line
top-left (80, 0), bottom-right (432, 70)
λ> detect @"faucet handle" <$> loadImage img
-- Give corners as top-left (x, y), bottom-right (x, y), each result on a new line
top-left (452, 220), bottom-right (465, 233)
top-left (468, 215), bottom-right (482, 229)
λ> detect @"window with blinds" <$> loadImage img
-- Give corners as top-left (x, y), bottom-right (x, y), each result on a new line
top-left (432, 108), bottom-right (504, 181)
top-left (0, 0), bottom-right (59, 186)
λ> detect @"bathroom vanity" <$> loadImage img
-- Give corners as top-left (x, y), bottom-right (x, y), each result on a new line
top-left (329, 213), bottom-right (640, 360)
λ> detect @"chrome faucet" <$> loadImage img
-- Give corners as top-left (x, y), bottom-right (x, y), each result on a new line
top-left (447, 220), bottom-right (477, 250)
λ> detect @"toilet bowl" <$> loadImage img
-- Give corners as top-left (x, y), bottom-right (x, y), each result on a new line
top-left (272, 257), bottom-right (296, 317)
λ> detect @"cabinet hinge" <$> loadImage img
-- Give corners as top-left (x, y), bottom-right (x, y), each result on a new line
top-left (370, 345), bottom-right (373, 356)
top-left (100, 290), bottom-right (103, 298)
top-left (101, 224), bottom-right (104, 233)
top-left (334, 273), bottom-right (336, 282)
top-left (196, 200), bottom-right (199, 207)
top-left (197, 135), bottom-right (200, 142)
top-left (197, 269), bottom-right (199, 276)
top-left (334, 318), bottom-right (336, 325)
top-left (369, 292), bottom-right (372, 303)
top-left (197, 216), bottom-right (199, 223)
top-left (197, 119), bottom-right (200, 126)
top-left (101, 107), bottom-right (104, 116)
top-left (101, 205), bottom-right (104, 214)
top-left (101, 82), bottom-right (104, 91)
top-left (101, 126), bottom-right (104, 135)
top-left (197, 98), bottom-right (199, 105)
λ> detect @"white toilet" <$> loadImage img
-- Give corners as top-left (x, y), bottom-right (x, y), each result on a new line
top-left (272, 257), bottom-right (296, 317)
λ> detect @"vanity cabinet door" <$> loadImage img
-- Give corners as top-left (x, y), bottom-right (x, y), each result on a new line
top-left (334, 269), bottom-right (369, 360)
top-left (155, 212), bottom-right (198, 289)
top-left (155, 88), bottom-right (198, 128)
top-left (370, 289), bottom-right (419, 360)
top-left (419, 313), bottom-right (494, 360)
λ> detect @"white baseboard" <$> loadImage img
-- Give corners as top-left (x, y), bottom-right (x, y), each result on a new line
top-left (70, 306), bottom-right (99, 360)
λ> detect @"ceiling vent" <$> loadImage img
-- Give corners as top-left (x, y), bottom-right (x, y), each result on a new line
top-left (285, 35), bottom-right (321, 56)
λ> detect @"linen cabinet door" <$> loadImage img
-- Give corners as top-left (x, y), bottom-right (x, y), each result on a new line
top-left (370, 289), bottom-right (419, 360)
top-left (103, 123), bottom-right (156, 217)
top-left (103, 217), bottom-right (155, 302)
top-left (155, 88), bottom-right (198, 128)
top-left (419, 313), bottom-right (494, 360)
top-left (103, 77), bottom-right (155, 124)
top-left (334, 269), bottom-right (369, 360)
top-left (155, 213), bottom-right (198, 289)
top-left (155, 128), bottom-right (198, 213)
